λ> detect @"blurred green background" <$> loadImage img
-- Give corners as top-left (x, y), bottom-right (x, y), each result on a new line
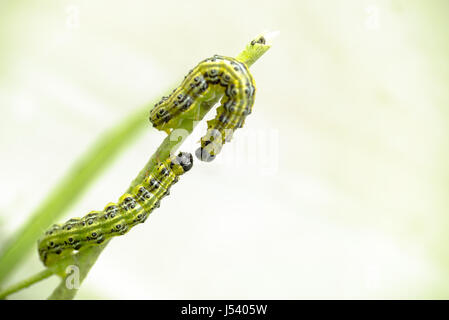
top-left (0, 0), bottom-right (448, 299)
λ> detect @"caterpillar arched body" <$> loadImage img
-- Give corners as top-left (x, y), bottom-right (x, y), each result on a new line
top-left (150, 55), bottom-right (256, 162)
top-left (37, 152), bottom-right (193, 266)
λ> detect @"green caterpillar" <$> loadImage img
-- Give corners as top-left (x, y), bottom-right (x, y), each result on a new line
top-left (150, 55), bottom-right (256, 162)
top-left (38, 152), bottom-right (193, 266)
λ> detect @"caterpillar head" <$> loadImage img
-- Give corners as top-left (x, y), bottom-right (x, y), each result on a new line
top-left (170, 152), bottom-right (193, 175)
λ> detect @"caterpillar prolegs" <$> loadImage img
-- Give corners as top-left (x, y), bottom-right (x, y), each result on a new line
top-left (38, 152), bottom-right (193, 266)
top-left (150, 55), bottom-right (256, 162)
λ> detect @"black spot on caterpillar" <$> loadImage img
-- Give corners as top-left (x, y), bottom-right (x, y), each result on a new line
top-left (37, 152), bottom-right (193, 266)
top-left (149, 55), bottom-right (256, 162)
top-left (251, 36), bottom-right (266, 45)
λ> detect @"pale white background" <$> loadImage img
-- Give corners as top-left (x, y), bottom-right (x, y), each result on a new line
top-left (0, 0), bottom-right (448, 299)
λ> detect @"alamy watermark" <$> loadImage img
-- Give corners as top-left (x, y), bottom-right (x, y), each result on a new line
top-left (65, 265), bottom-right (80, 290)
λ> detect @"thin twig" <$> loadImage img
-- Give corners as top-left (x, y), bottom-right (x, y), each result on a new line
top-left (0, 269), bottom-right (53, 299)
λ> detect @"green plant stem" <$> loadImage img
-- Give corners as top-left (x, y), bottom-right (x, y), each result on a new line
top-left (0, 269), bottom-right (53, 299)
top-left (0, 32), bottom-right (273, 299)
top-left (47, 243), bottom-right (107, 300)
top-left (0, 108), bottom-right (151, 285)
top-left (126, 99), bottom-right (215, 193)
